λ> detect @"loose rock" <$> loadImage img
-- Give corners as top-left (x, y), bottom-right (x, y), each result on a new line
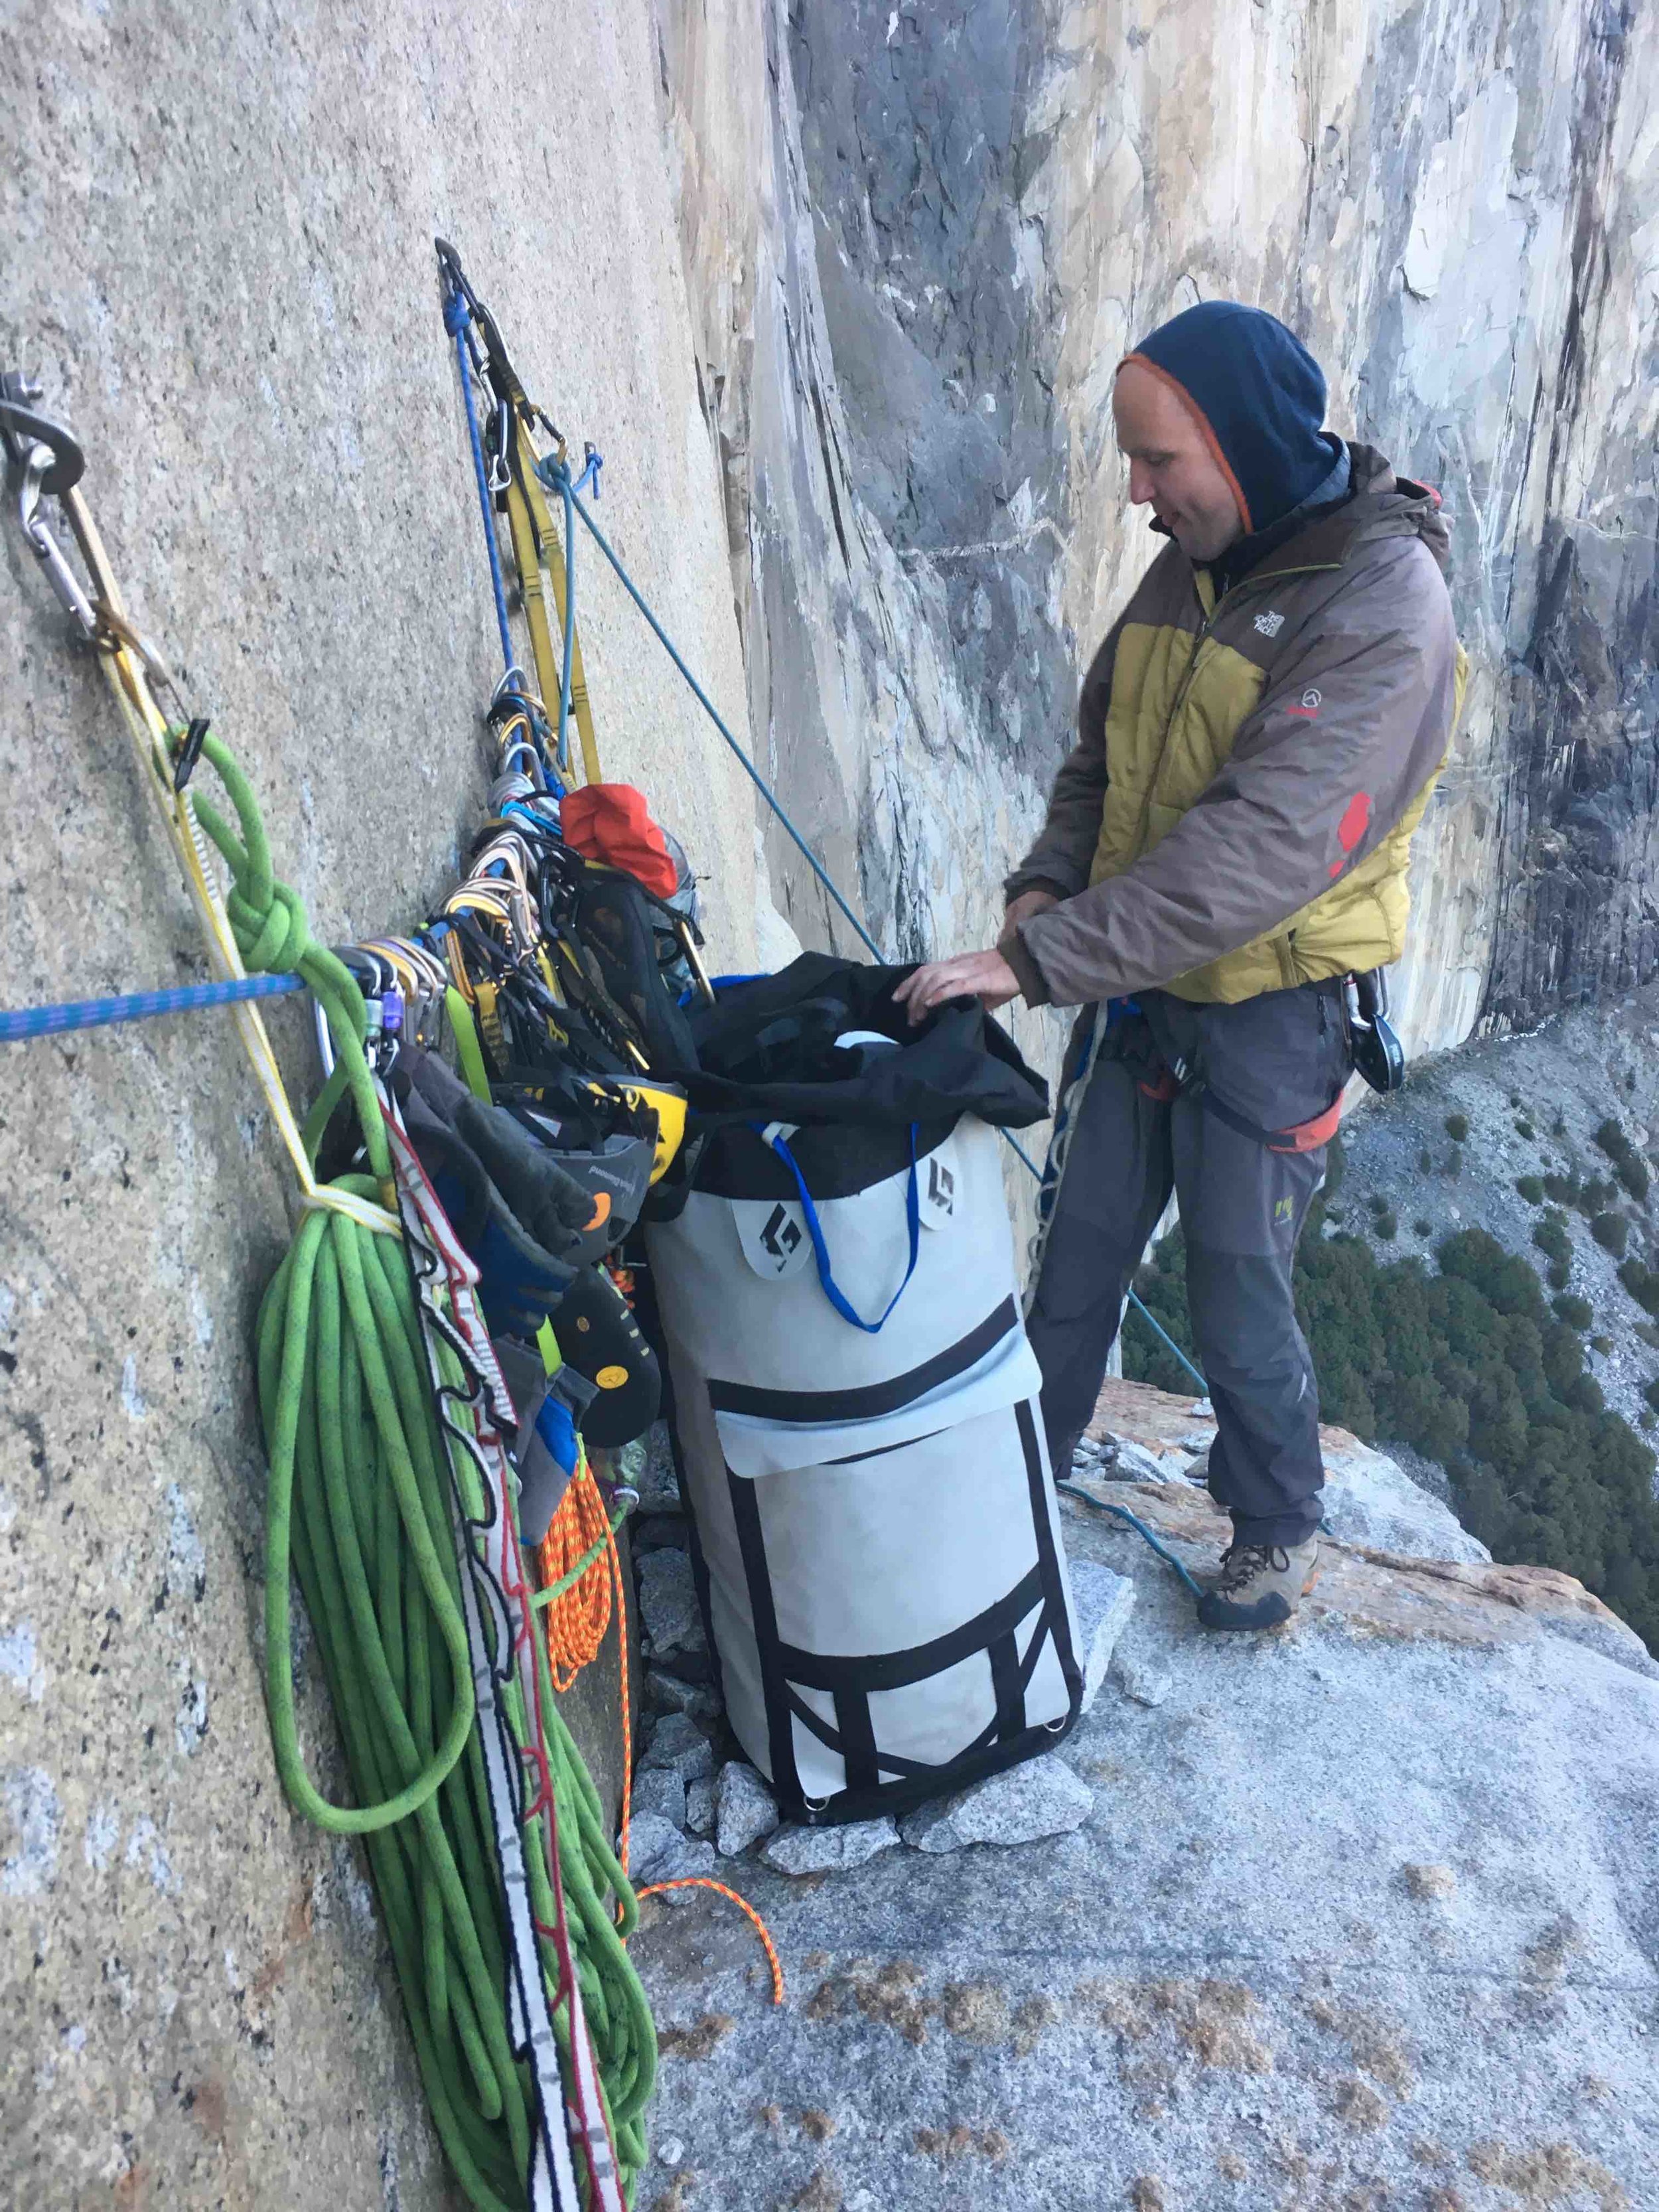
top-left (638, 1548), bottom-right (705, 1660)
top-left (640, 1710), bottom-right (716, 1783)
top-left (629, 1814), bottom-right (715, 1887)
top-left (644, 1668), bottom-right (721, 1724)
top-left (1104, 1438), bottom-right (1173, 1484)
top-left (899, 1753), bottom-right (1094, 1853)
top-left (761, 1818), bottom-right (900, 1876)
top-left (1068, 1559), bottom-right (1137, 1714)
top-left (1112, 1651), bottom-right (1173, 1708)
top-left (715, 1761), bottom-right (780, 1856)
top-left (632, 1766), bottom-right (687, 1829)
top-left (684, 1776), bottom-right (715, 1838)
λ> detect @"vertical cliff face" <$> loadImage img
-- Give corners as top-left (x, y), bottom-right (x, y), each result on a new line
top-left (1, 6), bottom-right (764, 2201)
top-left (658, 0), bottom-right (1659, 1057)
top-left (1482, 4), bottom-right (1659, 1023)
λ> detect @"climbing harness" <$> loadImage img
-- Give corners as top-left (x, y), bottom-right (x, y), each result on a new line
top-left (5, 380), bottom-right (658, 2209)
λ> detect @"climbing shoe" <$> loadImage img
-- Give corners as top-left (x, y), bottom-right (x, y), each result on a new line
top-left (1196, 1538), bottom-right (1320, 1632)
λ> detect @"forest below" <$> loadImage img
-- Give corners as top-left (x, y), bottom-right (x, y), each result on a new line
top-left (1125, 1131), bottom-right (1659, 1652)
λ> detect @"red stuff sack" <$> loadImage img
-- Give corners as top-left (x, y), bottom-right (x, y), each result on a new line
top-left (561, 782), bottom-right (679, 899)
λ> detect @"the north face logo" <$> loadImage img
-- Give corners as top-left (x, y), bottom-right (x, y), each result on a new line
top-left (760, 1203), bottom-right (803, 1268)
top-left (1254, 610), bottom-right (1285, 638)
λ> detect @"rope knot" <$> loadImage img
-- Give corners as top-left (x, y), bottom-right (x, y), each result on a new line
top-left (225, 871), bottom-right (311, 975)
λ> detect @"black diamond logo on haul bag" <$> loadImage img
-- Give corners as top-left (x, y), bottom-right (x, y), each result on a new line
top-left (760, 1202), bottom-right (804, 1271)
top-left (928, 1155), bottom-right (955, 1215)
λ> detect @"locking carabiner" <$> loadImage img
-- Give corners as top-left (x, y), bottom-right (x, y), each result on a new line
top-left (1, 373), bottom-right (98, 638)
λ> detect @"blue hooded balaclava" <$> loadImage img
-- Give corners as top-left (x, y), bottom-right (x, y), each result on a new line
top-left (1123, 300), bottom-right (1344, 536)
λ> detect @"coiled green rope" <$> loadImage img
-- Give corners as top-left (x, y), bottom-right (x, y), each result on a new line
top-left (179, 727), bottom-right (655, 2206)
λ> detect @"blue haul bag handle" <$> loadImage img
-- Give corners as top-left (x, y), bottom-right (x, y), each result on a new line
top-left (757, 1121), bottom-right (920, 1334)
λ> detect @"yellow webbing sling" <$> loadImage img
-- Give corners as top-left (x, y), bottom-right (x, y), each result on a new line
top-left (502, 425), bottom-right (602, 789)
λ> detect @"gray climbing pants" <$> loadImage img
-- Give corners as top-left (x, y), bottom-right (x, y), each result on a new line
top-left (1025, 983), bottom-right (1351, 1550)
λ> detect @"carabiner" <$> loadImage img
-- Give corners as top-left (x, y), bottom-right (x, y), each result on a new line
top-left (0, 375), bottom-right (86, 496)
top-left (572, 443), bottom-right (603, 501)
top-left (3, 376), bottom-right (100, 640)
top-left (18, 463), bottom-right (100, 638)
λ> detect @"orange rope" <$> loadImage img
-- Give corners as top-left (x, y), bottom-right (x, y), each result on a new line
top-left (633, 1879), bottom-right (786, 2007)
top-left (609, 1499), bottom-right (634, 1883)
top-left (536, 1450), bottom-right (615, 1692)
top-left (536, 1442), bottom-right (782, 2006)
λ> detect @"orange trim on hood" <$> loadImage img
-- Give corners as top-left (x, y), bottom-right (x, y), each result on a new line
top-left (1118, 351), bottom-right (1254, 535)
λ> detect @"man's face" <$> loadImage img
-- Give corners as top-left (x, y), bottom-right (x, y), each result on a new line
top-left (1113, 361), bottom-right (1244, 563)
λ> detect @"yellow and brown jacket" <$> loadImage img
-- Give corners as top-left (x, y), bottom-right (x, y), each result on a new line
top-left (1001, 445), bottom-right (1465, 1009)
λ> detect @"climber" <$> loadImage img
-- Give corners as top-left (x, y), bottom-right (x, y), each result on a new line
top-left (895, 299), bottom-right (1464, 1631)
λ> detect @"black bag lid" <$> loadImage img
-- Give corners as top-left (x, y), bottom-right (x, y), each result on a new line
top-left (662, 955), bottom-right (1048, 1202)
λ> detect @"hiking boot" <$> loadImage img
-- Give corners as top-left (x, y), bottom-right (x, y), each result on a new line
top-left (1196, 1538), bottom-right (1320, 1631)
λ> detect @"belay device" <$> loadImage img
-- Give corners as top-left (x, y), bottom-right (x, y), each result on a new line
top-left (644, 957), bottom-right (1082, 1824)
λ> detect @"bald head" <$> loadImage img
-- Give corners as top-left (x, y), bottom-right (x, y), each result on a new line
top-left (1113, 360), bottom-right (1246, 564)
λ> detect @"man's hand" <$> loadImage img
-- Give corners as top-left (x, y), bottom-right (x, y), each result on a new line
top-left (999, 887), bottom-right (1060, 942)
top-left (893, 948), bottom-right (1021, 1026)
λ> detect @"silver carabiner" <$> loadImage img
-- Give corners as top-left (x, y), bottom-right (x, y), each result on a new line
top-left (16, 443), bottom-right (98, 638)
top-left (2, 374), bottom-right (99, 638)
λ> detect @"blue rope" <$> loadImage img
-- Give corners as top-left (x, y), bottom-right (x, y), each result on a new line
top-left (1056, 1482), bottom-right (1206, 1597)
top-left (545, 463), bottom-right (1207, 1393)
top-left (444, 293), bottom-right (516, 680)
top-left (0, 973), bottom-right (307, 1043)
top-left (991, 1143), bottom-right (1208, 1393)
top-left (1118, 1293), bottom-right (1208, 1395)
top-left (545, 467), bottom-right (884, 961)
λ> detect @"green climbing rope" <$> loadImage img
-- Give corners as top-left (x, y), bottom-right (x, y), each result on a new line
top-left (179, 725), bottom-right (656, 2207)
top-left (532, 1505), bottom-right (631, 1611)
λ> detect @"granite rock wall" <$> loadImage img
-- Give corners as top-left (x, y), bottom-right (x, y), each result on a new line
top-left (658, 0), bottom-right (1659, 1055)
top-left (0, 3), bottom-right (764, 2203)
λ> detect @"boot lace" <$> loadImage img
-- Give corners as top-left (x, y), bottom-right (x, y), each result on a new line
top-left (1215, 1542), bottom-right (1290, 1593)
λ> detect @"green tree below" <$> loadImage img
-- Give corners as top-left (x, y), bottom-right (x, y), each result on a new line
top-left (1121, 1201), bottom-right (1659, 1652)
